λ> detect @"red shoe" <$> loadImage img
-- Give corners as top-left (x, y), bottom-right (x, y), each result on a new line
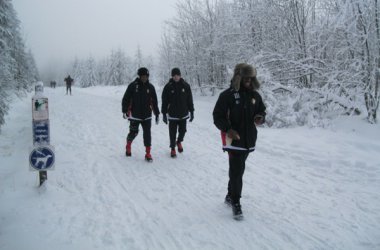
top-left (170, 148), bottom-right (177, 158)
top-left (145, 153), bottom-right (153, 162)
top-left (145, 146), bottom-right (153, 162)
top-left (126, 141), bottom-right (132, 157)
top-left (177, 142), bottom-right (183, 153)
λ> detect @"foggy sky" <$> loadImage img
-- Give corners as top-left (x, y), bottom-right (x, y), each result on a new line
top-left (12, 0), bottom-right (177, 71)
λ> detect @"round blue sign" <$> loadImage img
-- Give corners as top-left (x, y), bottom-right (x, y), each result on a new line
top-left (29, 147), bottom-right (55, 170)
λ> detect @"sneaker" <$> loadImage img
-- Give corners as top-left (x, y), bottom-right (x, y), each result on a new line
top-left (170, 148), bottom-right (177, 158)
top-left (224, 194), bottom-right (232, 206)
top-left (232, 203), bottom-right (243, 220)
top-left (177, 141), bottom-right (183, 153)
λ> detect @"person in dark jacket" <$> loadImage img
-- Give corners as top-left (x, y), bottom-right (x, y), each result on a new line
top-left (161, 68), bottom-right (194, 158)
top-left (64, 75), bottom-right (74, 95)
top-left (122, 67), bottom-right (160, 162)
top-left (213, 63), bottom-right (266, 220)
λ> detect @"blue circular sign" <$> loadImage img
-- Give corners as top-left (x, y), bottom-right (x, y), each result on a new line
top-left (29, 147), bottom-right (55, 170)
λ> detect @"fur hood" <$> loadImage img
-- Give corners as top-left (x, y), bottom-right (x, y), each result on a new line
top-left (230, 63), bottom-right (260, 91)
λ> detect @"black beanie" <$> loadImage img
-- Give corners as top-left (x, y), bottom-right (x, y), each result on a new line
top-left (171, 68), bottom-right (181, 76)
top-left (137, 67), bottom-right (149, 76)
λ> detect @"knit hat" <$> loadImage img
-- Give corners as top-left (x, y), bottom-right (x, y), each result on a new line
top-left (230, 63), bottom-right (260, 91)
top-left (137, 67), bottom-right (149, 76)
top-left (171, 68), bottom-right (181, 76)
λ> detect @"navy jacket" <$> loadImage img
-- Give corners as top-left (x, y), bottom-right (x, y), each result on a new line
top-left (213, 87), bottom-right (266, 152)
top-left (161, 78), bottom-right (194, 120)
top-left (122, 78), bottom-right (160, 121)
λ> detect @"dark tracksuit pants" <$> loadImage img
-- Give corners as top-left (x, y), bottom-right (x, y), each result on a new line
top-left (168, 120), bottom-right (187, 148)
top-left (127, 119), bottom-right (152, 147)
top-left (66, 85), bottom-right (72, 95)
top-left (228, 151), bottom-right (249, 204)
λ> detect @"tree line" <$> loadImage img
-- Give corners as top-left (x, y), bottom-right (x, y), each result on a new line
top-left (157, 0), bottom-right (380, 126)
top-left (0, 0), bottom-right (39, 130)
top-left (67, 47), bottom-right (154, 88)
top-left (44, 0), bottom-right (380, 127)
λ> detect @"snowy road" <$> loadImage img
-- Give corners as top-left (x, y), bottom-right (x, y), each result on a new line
top-left (1, 86), bottom-right (380, 250)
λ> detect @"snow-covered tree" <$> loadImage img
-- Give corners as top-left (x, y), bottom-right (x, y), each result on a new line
top-left (0, 0), bottom-right (39, 130)
top-left (108, 49), bottom-right (130, 86)
top-left (80, 56), bottom-right (98, 87)
top-left (159, 0), bottom-right (379, 126)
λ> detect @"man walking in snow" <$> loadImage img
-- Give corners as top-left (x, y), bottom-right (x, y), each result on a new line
top-left (161, 68), bottom-right (194, 158)
top-left (213, 63), bottom-right (266, 220)
top-left (64, 75), bottom-right (74, 95)
top-left (122, 67), bottom-right (160, 162)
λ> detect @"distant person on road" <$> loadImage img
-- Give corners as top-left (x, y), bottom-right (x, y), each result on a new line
top-left (161, 68), bottom-right (194, 158)
top-left (213, 63), bottom-right (266, 220)
top-left (64, 75), bottom-right (74, 95)
top-left (50, 81), bottom-right (56, 88)
top-left (122, 67), bottom-right (160, 162)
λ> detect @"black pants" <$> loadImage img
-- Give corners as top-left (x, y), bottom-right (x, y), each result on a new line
top-left (228, 151), bottom-right (249, 204)
top-left (168, 120), bottom-right (187, 148)
top-left (66, 85), bottom-right (72, 95)
top-left (127, 119), bottom-right (152, 147)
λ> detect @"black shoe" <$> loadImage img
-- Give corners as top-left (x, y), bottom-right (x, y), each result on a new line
top-left (224, 194), bottom-right (232, 206)
top-left (232, 203), bottom-right (243, 220)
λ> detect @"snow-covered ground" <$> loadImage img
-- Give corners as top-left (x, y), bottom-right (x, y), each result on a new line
top-left (0, 86), bottom-right (379, 250)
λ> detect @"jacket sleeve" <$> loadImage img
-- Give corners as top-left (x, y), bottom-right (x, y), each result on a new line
top-left (161, 84), bottom-right (169, 114)
top-left (151, 85), bottom-right (160, 116)
top-left (187, 84), bottom-right (195, 112)
top-left (255, 92), bottom-right (267, 121)
top-left (122, 84), bottom-right (132, 113)
top-left (212, 92), bottom-right (231, 132)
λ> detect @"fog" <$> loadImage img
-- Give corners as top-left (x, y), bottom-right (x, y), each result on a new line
top-left (12, 0), bottom-right (177, 76)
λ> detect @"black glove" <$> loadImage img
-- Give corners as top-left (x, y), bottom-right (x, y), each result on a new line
top-left (189, 112), bottom-right (194, 122)
top-left (163, 113), bottom-right (168, 124)
top-left (155, 115), bottom-right (159, 125)
top-left (123, 113), bottom-right (128, 119)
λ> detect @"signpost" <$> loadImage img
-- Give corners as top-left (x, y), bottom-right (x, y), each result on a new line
top-left (29, 82), bottom-right (55, 186)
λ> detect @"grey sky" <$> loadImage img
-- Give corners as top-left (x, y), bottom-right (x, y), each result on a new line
top-left (12, 0), bottom-right (177, 71)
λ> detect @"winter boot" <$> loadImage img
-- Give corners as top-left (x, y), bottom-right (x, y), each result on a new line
top-left (126, 141), bottom-right (132, 157)
top-left (232, 202), bottom-right (243, 220)
top-left (224, 194), bottom-right (232, 206)
top-left (145, 146), bottom-right (153, 162)
top-left (170, 148), bottom-right (177, 158)
top-left (177, 141), bottom-right (183, 153)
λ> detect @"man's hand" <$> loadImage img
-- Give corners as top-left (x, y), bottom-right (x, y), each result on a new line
top-left (254, 114), bottom-right (264, 125)
top-left (155, 115), bottom-right (159, 125)
top-left (227, 129), bottom-right (240, 140)
top-left (123, 113), bottom-right (129, 119)
top-left (163, 114), bottom-right (168, 124)
top-left (189, 112), bottom-right (194, 122)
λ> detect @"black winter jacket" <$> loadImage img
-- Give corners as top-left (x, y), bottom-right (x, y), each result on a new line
top-left (161, 78), bottom-right (194, 120)
top-left (122, 78), bottom-right (160, 121)
top-left (213, 87), bottom-right (266, 152)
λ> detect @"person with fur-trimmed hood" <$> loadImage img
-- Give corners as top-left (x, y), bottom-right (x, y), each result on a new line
top-left (161, 68), bottom-right (194, 158)
top-left (212, 63), bottom-right (266, 220)
top-left (122, 67), bottom-right (160, 162)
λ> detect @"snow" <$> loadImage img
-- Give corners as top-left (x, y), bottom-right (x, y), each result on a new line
top-left (1, 86), bottom-right (380, 250)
